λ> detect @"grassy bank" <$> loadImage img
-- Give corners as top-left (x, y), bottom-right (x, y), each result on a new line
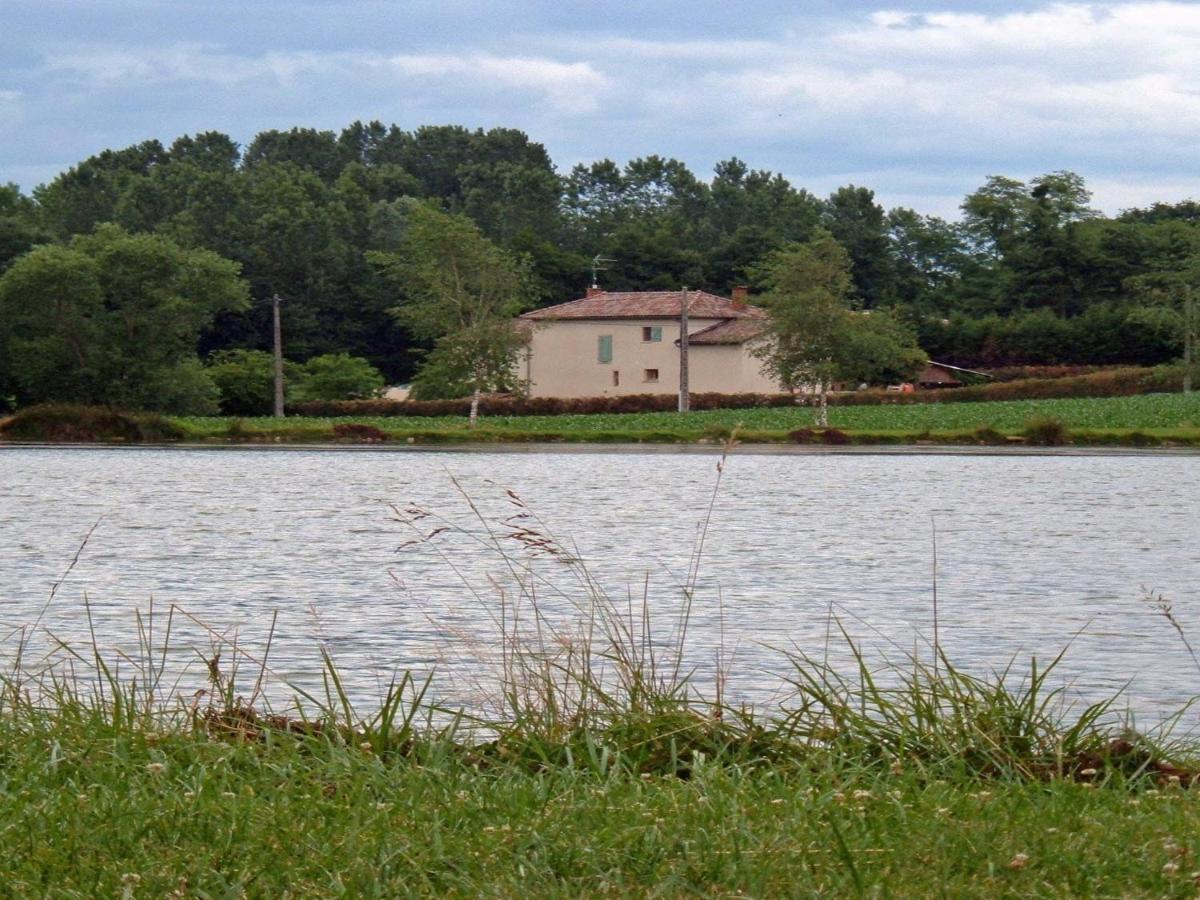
top-left (5, 710), bottom-right (1200, 896)
top-left (4, 394), bottom-right (1200, 447)
top-left (4, 621), bottom-right (1200, 896)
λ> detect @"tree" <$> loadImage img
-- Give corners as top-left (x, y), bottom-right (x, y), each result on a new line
top-left (751, 231), bottom-right (855, 425)
top-left (369, 203), bottom-right (535, 424)
top-left (291, 353), bottom-right (385, 402)
top-left (823, 186), bottom-right (895, 307)
top-left (0, 225), bottom-right (248, 412)
top-left (0, 183), bottom-right (48, 273)
top-left (836, 310), bottom-right (928, 387)
top-left (752, 232), bottom-right (925, 424)
top-left (1126, 243), bottom-right (1200, 392)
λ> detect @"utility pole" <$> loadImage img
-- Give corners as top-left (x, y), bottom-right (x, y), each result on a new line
top-left (678, 286), bottom-right (690, 412)
top-left (271, 293), bottom-right (285, 417)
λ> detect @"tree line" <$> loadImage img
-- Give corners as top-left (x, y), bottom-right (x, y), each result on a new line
top-left (1, 121), bottom-right (1197, 413)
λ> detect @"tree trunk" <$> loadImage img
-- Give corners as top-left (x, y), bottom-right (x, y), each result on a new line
top-left (469, 388), bottom-right (480, 428)
top-left (817, 379), bottom-right (829, 427)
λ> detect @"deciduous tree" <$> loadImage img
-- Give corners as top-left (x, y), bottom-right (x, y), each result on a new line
top-left (369, 204), bottom-right (535, 424)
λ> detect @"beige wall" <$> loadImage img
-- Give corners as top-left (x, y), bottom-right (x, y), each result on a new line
top-left (521, 319), bottom-right (784, 398)
top-left (686, 340), bottom-right (781, 395)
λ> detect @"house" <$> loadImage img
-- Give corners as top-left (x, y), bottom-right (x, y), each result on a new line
top-left (916, 361), bottom-right (992, 389)
top-left (517, 287), bottom-right (784, 398)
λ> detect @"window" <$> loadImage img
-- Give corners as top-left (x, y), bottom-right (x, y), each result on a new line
top-left (643, 368), bottom-right (659, 383)
top-left (612, 370), bottom-right (620, 387)
top-left (597, 334), bottom-right (613, 364)
top-left (642, 326), bottom-right (662, 342)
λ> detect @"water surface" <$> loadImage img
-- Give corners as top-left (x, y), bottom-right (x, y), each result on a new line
top-left (2, 446), bottom-right (1197, 722)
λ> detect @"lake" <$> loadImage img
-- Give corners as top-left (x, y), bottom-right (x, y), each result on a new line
top-left (2, 445), bottom-right (1198, 724)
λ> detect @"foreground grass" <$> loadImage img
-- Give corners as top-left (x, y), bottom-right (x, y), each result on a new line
top-left (2, 710), bottom-right (1198, 897)
top-left (165, 393), bottom-right (1200, 446)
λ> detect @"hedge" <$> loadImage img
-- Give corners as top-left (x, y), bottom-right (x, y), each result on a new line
top-left (287, 365), bottom-right (1186, 418)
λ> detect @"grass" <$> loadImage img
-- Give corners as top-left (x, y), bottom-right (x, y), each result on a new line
top-left (173, 393), bottom-right (1199, 432)
top-left (5, 714), bottom-right (1200, 897)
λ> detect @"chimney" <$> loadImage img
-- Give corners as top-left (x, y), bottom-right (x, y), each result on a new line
top-left (731, 285), bottom-right (749, 309)
top-left (586, 285), bottom-right (604, 298)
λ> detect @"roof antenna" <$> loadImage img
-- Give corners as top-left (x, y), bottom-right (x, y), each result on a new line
top-left (590, 254), bottom-right (615, 289)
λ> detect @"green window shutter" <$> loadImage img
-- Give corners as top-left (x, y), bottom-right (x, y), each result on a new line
top-left (598, 334), bottom-right (613, 363)
top-left (650, 326), bottom-right (662, 342)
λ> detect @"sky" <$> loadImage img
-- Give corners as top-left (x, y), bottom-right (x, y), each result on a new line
top-left (2, 0), bottom-right (1198, 219)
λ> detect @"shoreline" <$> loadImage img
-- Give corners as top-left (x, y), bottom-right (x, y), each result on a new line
top-left (4, 440), bottom-right (1200, 456)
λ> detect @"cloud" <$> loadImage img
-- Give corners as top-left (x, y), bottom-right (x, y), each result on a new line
top-left (4, 2), bottom-right (1199, 215)
top-left (380, 54), bottom-right (609, 113)
top-left (40, 44), bottom-right (609, 114)
top-left (558, 2), bottom-right (1200, 211)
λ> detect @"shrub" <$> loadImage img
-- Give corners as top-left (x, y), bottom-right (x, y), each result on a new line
top-left (332, 423), bottom-right (388, 443)
top-left (972, 426), bottom-right (1007, 445)
top-left (819, 428), bottom-right (851, 445)
top-left (208, 350), bottom-right (302, 416)
top-left (0, 404), bottom-right (184, 442)
top-left (290, 392), bottom-right (802, 418)
top-left (833, 365), bottom-right (1184, 407)
top-left (140, 358), bottom-right (222, 416)
top-left (1023, 415), bottom-right (1070, 446)
top-left (291, 354), bottom-right (385, 403)
top-left (287, 367), bottom-right (1183, 419)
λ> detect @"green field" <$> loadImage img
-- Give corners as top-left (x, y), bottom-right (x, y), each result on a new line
top-left (170, 393), bottom-right (1200, 444)
top-left (4, 393), bottom-right (1199, 446)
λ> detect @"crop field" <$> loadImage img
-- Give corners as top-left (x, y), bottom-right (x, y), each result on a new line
top-left (175, 393), bottom-right (1200, 440)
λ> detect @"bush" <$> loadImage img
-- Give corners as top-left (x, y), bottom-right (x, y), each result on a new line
top-left (833, 365), bottom-right (1184, 407)
top-left (1023, 415), bottom-right (1070, 446)
top-left (972, 426), bottom-right (1007, 445)
top-left (788, 427), bottom-right (850, 445)
top-left (820, 428), bottom-right (850, 445)
top-left (208, 350), bottom-right (302, 416)
top-left (331, 423), bottom-right (388, 443)
top-left (290, 392), bottom-right (802, 418)
top-left (0, 404), bottom-right (184, 442)
top-left (287, 367), bottom-right (1183, 419)
top-left (291, 354), bottom-right (385, 403)
top-left (142, 357), bottom-right (221, 416)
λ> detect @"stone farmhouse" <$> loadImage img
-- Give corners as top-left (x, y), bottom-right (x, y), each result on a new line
top-left (517, 287), bottom-right (785, 399)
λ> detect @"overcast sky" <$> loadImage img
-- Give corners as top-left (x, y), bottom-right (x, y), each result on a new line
top-left (2, 1), bottom-right (1197, 218)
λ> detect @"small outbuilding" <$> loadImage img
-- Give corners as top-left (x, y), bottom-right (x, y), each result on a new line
top-left (917, 361), bottom-right (992, 389)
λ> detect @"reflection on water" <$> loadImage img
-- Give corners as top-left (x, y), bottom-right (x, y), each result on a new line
top-left (1, 446), bottom-right (1198, 722)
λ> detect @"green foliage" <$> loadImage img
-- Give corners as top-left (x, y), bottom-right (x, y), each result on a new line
top-left (0, 183), bottom-right (49, 273)
top-left (207, 349), bottom-right (299, 416)
top-left (0, 225), bottom-right (247, 413)
top-left (371, 203), bottom-right (535, 406)
top-left (291, 353), bottom-right (385, 402)
top-left (15, 122), bottom-right (1200, 403)
top-left (1023, 415), bottom-right (1070, 446)
top-left (753, 230), bottom-right (856, 391)
top-left (836, 310), bottom-right (928, 385)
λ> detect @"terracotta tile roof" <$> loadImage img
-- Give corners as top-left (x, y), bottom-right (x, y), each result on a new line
top-left (521, 290), bottom-right (767, 321)
top-left (685, 318), bottom-right (770, 345)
